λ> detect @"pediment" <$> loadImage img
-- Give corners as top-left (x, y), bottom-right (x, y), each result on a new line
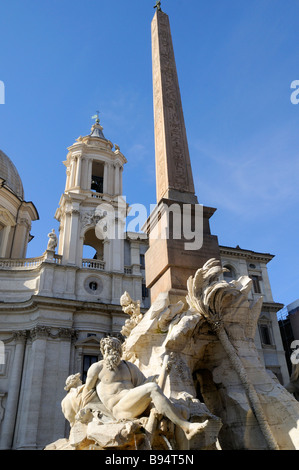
top-left (74, 336), bottom-right (102, 348)
top-left (259, 313), bottom-right (270, 323)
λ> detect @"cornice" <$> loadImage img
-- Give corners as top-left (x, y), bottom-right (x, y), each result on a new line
top-left (261, 301), bottom-right (285, 313)
top-left (29, 325), bottom-right (77, 341)
top-left (0, 294), bottom-right (126, 315)
top-left (219, 245), bottom-right (275, 263)
top-left (1, 326), bottom-right (78, 344)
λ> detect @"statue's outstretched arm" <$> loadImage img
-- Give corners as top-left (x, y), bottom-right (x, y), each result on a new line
top-left (81, 362), bottom-right (103, 407)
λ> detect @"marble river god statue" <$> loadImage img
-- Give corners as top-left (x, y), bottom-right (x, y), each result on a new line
top-left (45, 259), bottom-right (299, 450)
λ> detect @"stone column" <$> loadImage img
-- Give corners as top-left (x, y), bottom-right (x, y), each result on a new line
top-left (114, 163), bottom-right (120, 195)
top-left (112, 274), bottom-right (123, 304)
top-left (52, 329), bottom-right (76, 441)
top-left (103, 162), bottom-right (108, 194)
top-left (61, 209), bottom-right (71, 263)
top-left (65, 167), bottom-right (71, 191)
top-left (70, 157), bottom-right (76, 189)
top-left (110, 212), bottom-right (125, 273)
top-left (87, 159), bottom-right (93, 191)
top-left (119, 166), bottom-right (123, 195)
top-left (0, 331), bottom-right (27, 450)
top-left (130, 241), bottom-right (141, 275)
top-left (103, 239), bottom-right (111, 272)
top-left (16, 327), bottom-right (48, 449)
top-left (0, 225), bottom-right (12, 258)
top-left (10, 217), bottom-right (31, 259)
top-left (107, 163), bottom-right (113, 195)
top-left (67, 209), bottom-right (80, 265)
top-left (75, 156), bottom-right (82, 188)
top-left (80, 157), bottom-right (87, 190)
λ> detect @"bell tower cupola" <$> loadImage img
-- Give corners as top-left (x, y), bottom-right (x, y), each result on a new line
top-left (63, 114), bottom-right (126, 197)
top-left (55, 117), bottom-right (127, 267)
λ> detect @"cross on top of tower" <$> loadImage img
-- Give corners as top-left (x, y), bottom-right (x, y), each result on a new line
top-left (91, 111), bottom-right (100, 124)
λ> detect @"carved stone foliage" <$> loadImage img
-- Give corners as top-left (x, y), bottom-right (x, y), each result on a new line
top-left (29, 326), bottom-right (77, 342)
top-left (80, 211), bottom-right (105, 230)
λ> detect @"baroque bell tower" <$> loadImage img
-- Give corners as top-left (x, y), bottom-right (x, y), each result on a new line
top-left (55, 116), bottom-right (127, 272)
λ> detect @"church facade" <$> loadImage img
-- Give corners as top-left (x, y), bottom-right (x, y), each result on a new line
top-left (0, 7), bottom-right (289, 450)
top-left (0, 121), bottom-right (149, 450)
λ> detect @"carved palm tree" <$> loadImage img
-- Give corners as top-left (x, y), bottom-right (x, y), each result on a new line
top-left (186, 259), bottom-right (279, 451)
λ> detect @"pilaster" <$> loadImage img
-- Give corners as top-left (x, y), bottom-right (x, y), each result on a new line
top-left (0, 331), bottom-right (27, 450)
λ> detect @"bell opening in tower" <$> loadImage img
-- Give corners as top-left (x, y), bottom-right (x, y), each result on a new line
top-left (83, 227), bottom-right (104, 261)
top-left (91, 161), bottom-right (104, 194)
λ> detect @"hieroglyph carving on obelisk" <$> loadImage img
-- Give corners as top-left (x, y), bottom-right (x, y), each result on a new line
top-left (151, 10), bottom-right (196, 204)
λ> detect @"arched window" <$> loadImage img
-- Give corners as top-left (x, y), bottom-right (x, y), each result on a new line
top-left (223, 265), bottom-right (236, 280)
top-left (91, 161), bottom-right (104, 194)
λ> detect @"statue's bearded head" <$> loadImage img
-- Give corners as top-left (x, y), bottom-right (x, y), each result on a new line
top-left (64, 373), bottom-right (82, 391)
top-left (100, 337), bottom-right (122, 371)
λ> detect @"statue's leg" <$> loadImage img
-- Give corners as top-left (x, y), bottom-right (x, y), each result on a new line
top-left (112, 383), bottom-right (208, 440)
top-left (144, 383), bottom-right (208, 440)
top-left (112, 382), bottom-right (155, 420)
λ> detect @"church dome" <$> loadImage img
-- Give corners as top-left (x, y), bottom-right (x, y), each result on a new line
top-left (0, 150), bottom-right (24, 199)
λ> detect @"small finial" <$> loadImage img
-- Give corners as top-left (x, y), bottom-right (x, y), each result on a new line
top-left (154, 1), bottom-right (162, 12)
top-left (91, 110), bottom-right (100, 124)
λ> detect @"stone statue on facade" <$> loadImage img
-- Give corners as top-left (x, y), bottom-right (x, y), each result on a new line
top-left (47, 229), bottom-right (58, 252)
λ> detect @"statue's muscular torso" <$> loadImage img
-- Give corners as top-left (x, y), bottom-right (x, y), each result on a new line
top-left (96, 360), bottom-right (135, 410)
top-left (85, 358), bottom-right (147, 415)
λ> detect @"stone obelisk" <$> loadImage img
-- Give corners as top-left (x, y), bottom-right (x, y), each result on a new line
top-left (144, 8), bottom-right (220, 303)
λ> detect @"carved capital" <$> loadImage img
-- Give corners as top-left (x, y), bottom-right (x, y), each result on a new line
top-left (29, 325), bottom-right (52, 340)
top-left (29, 326), bottom-right (77, 342)
top-left (2, 330), bottom-right (27, 344)
top-left (56, 328), bottom-right (78, 341)
top-left (12, 330), bottom-right (27, 343)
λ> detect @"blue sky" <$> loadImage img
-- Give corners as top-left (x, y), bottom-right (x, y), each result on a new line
top-left (0, 0), bottom-right (298, 309)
